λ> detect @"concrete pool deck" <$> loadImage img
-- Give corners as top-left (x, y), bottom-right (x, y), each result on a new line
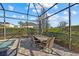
top-left (17, 37), bottom-right (79, 56)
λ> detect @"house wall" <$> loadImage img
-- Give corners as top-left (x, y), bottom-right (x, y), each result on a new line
top-left (21, 26), bottom-right (34, 28)
top-left (1, 24), bottom-right (14, 28)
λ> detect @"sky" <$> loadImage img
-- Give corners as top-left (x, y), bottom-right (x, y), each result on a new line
top-left (0, 3), bottom-right (79, 27)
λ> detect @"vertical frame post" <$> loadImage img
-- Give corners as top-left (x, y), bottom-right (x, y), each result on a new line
top-left (69, 3), bottom-right (72, 50)
top-left (4, 10), bottom-right (6, 40)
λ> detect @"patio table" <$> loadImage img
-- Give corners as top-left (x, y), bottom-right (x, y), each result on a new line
top-left (34, 35), bottom-right (49, 42)
top-left (33, 35), bottom-right (55, 54)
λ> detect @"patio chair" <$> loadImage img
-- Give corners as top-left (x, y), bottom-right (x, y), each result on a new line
top-left (32, 36), bottom-right (43, 49)
top-left (42, 37), bottom-right (55, 54)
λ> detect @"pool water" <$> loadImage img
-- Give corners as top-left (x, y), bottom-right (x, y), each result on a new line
top-left (0, 40), bottom-right (15, 49)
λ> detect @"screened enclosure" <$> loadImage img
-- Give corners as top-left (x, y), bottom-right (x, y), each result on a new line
top-left (0, 3), bottom-right (79, 55)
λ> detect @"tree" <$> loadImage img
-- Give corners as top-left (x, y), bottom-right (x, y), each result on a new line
top-left (58, 21), bottom-right (67, 28)
top-left (18, 21), bottom-right (24, 28)
top-left (58, 21), bottom-right (67, 32)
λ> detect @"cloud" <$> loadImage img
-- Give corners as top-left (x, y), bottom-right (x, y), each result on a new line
top-left (74, 4), bottom-right (78, 7)
top-left (54, 5), bottom-right (58, 9)
top-left (25, 4), bottom-right (33, 10)
top-left (0, 5), bottom-right (2, 9)
top-left (28, 4), bottom-right (41, 9)
top-left (62, 16), bottom-right (69, 20)
top-left (25, 4), bottom-right (41, 14)
top-left (8, 5), bottom-right (14, 11)
top-left (21, 15), bottom-right (25, 18)
top-left (48, 12), bottom-right (69, 22)
top-left (72, 10), bottom-right (77, 15)
top-left (48, 14), bottom-right (60, 20)
top-left (44, 9), bottom-right (77, 27)
top-left (0, 13), bottom-right (3, 16)
top-left (49, 20), bottom-right (59, 27)
top-left (63, 10), bottom-right (77, 16)
top-left (29, 4), bottom-right (34, 8)
top-left (47, 13), bottom-right (69, 27)
top-left (36, 5), bottom-right (41, 9)
top-left (30, 17), bottom-right (37, 20)
top-left (63, 11), bottom-right (68, 15)
top-left (25, 7), bottom-right (28, 10)
top-left (32, 9), bottom-right (36, 12)
top-left (0, 13), bottom-right (7, 16)
top-left (32, 9), bottom-right (41, 13)
top-left (71, 3), bottom-right (78, 7)
top-left (5, 13), bottom-right (7, 16)
top-left (26, 3), bottom-right (55, 9)
top-left (41, 3), bottom-right (58, 9)
top-left (12, 15), bottom-right (16, 18)
top-left (41, 3), bottom-right (55, 8)
top-left (49, 15), bottom-right (69, 27)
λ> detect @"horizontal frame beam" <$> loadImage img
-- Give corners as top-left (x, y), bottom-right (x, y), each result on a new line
top-left (0, 9), bottom-right (38, 17)
top-left (39, 3), bottom-right (58, 17)
top-left (41, 3), bottom-right (78, 21)
top-left (0, 16), bottom-right (37, 22)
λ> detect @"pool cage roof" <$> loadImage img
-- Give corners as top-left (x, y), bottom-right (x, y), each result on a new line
top-left (0, 3), bottom-right (78, 21)
top-left (0, 3), bottom-right (79, 51)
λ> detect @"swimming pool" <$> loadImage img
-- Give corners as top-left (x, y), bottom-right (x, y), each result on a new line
top-left (0, 40), bottom-right (15, 49)
top-left (0, 40), bottom-right (16, 56)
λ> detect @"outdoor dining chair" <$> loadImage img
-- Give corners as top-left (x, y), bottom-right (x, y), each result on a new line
top-left (42, 37), bottom-right (55, 54)
top-left (31, 36), bottom-right (43, 49)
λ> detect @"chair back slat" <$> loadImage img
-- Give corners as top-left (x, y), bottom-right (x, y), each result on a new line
top-left (45, 37), bottom-right (55, 49)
